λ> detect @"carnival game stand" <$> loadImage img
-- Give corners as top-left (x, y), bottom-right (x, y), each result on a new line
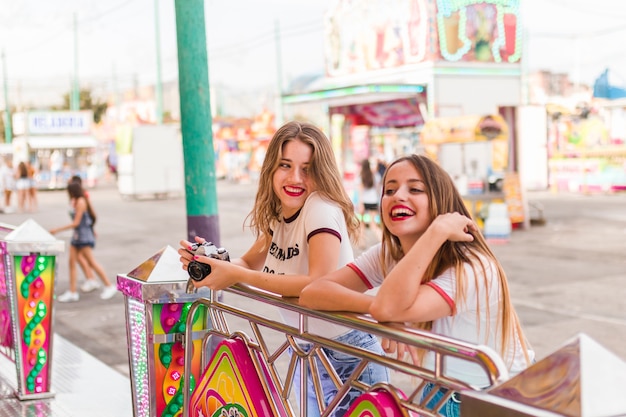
top-left (0, 219), bottom-right (132, 416)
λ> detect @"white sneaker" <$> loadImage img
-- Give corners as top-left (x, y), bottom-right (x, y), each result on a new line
top-left (57, 291), bottom-right (79, 303)
top-left (100, 285), bottom-right (117, 300)
top-left (80, 279), bottom-right (101, 293)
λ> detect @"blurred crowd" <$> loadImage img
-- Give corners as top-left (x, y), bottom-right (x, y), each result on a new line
top-left (0, 157), bottom-right (38, 213)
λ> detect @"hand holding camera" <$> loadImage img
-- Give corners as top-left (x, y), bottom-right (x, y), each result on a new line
top-left (187, 241), bottom-right (230, 282)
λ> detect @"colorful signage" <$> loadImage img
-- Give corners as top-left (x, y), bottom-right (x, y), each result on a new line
top-left (13, 111), bottom-right (93, 135)
top-left (436, 0), bottom-right (521, 63)
top-left (190, 337), bottom-right (287, 417)
top-left (345, 387), bottom-right (410, 416)
top-left (324, 0), bottom-right (521, 76)
top-left (324, 0), bottom-right (431, 76)
top-left (332, 97), bottom-right (426, 128)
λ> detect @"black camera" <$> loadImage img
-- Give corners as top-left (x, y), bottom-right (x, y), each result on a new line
top-left (187, 241), bottom-right (230, 282)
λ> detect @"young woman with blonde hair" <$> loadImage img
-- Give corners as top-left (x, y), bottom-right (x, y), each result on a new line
top-left (179, 120), bottom-right (388, 417)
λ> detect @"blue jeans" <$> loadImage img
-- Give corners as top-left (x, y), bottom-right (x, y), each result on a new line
top-left (294, 329), bottom-right (389, 417)
top-left (422, 382), bottom-right (461, 417)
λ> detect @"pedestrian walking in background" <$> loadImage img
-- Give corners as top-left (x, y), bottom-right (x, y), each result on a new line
top-left (15, 161), bottom-right (30, 213)
top-left (357, 158), bottom-right (382, 246)
top-left (27, 161), bottom-right (38, 212)
top-left (68, 175), bottom-right (101, 294)
top-left (301, 154), bottom-right (534, 417)
top-left (179, 120), bottom-right (388, 417)
top-left (0, 157), bottom-right (15, 212)
top-left (50, 181), bottom-right (117, 302)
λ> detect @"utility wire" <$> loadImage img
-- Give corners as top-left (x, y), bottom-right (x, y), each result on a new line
top-left (79, 0), bottom-right (137, 24)
top-left (7, 0), bottom-right (137, 56)
top-left (209, 19), bottom-right (321, 55)
top-left (209, 21), bottom-right (323, 61)
top-left (159, 20), bottom-right (323, 66)
top-left (5, 17), bottom-right (324, 95)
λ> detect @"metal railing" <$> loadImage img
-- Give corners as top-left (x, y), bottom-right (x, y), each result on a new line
top-left (183, 284), bottom-right (509, 417)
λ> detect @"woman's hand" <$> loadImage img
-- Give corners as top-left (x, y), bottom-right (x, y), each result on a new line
top-left (187, 254), bottom-right (240, 291)
top-left (430, 212), bottom-right (477, 243)
top-left (381, 338), bottom-right (420, 364)
top-left (179, 236), bottom-right (240, 291)
top-left (178, 236), bottom-right (207, 270)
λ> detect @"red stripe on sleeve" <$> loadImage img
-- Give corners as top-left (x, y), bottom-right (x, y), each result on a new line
top-left (347, 263), bottom-right (373, 289)
top-left (425, 282), bottom-right (456, 315)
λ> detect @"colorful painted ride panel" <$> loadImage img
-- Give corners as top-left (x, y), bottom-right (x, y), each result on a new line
top-left (0, 242), bottom-right (12, 348)
top-left (190, 337), bottom-right (286, 417)
top-left (346, 387), bottom-right (414, 417)
top-left (153, 303), bottom-right (205, 417)
top-left (14, 254), bottom-right (55, 396)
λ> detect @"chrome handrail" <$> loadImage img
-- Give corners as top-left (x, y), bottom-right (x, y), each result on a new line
top-left (183, 284), bottom-right (509, 417)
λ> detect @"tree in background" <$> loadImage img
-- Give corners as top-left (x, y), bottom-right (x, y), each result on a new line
top-left (0, 110), bottom-right (13, 143)
top-left (0, 112), bottom-right (5, 142)
top-left (55, 89), bottom-right (108, 123)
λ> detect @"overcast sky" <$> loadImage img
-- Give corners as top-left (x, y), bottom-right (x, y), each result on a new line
top-left (1, 0), bottom-right (626, 109)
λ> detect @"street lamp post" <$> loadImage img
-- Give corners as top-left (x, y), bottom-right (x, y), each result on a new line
top-left (2, 49), bottom-right (12, 144)
top-left (274, 19), bottom-right (284, 127)
top-left (154, 0), bottom-right (164, 124)
top-left (71, 12), bottom-right (80, 111)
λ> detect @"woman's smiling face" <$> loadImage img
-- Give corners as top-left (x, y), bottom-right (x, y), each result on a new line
top-left (381, 160), bottom-right (431, 245)
top-left (272, 139), bottom-right (315, 218)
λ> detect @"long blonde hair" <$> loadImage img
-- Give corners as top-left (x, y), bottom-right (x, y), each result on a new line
top-left (246, 121), bottom-right (359, 244)
top-left (379, 154), bottom-right (530, 365)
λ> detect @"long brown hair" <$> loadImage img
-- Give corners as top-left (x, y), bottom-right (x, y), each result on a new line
top-left (379, 154), bottom-right (530, 366)
top-left (18, 161), bottom-right (28, 178)
top-left (246, 121), bottom-right (359, 244)
top-left (67, 181), bottom-right (96, 226)
top-left (360, 159), bottom-right (374, 189)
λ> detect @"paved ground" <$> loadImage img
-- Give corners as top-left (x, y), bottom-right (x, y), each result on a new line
top-left (1, 179), bottom-right (625, 377)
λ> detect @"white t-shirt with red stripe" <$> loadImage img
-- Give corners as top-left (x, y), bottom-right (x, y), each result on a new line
top-left (349, 243), bottom-right (533, 386)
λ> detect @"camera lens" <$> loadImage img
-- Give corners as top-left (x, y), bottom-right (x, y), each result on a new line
top-left (188, 261), bottom-right (211, 281)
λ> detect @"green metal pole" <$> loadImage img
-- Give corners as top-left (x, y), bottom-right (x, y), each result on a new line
top-left (274, 19), bottom-right (284, 127)
top-left (153, 0), bottom-right (163, 124)
top-left (72, 12), bottom-right (79, 111)
top-left (2, 49), bottom-right (12, 144)
top-left (174, 0), bottom-right (220, 244)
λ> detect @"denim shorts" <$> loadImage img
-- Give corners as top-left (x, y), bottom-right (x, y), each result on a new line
top-left (294, 329), bottom-right (389, 417)
top-left (422, 382), bottom-right (461, 417)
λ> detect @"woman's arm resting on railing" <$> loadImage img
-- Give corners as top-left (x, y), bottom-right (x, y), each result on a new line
top-left (300, 265), bottom-right (373, 313)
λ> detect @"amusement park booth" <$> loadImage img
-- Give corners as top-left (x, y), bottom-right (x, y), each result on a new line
top-left (547, 102), bottom-right (626, 194)
top-left (11, 111), bottom-right (100, 189)
top-left (420, 113), bottom-right (526, 229)
top-left (282, 0), bottom-right (524, 190)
